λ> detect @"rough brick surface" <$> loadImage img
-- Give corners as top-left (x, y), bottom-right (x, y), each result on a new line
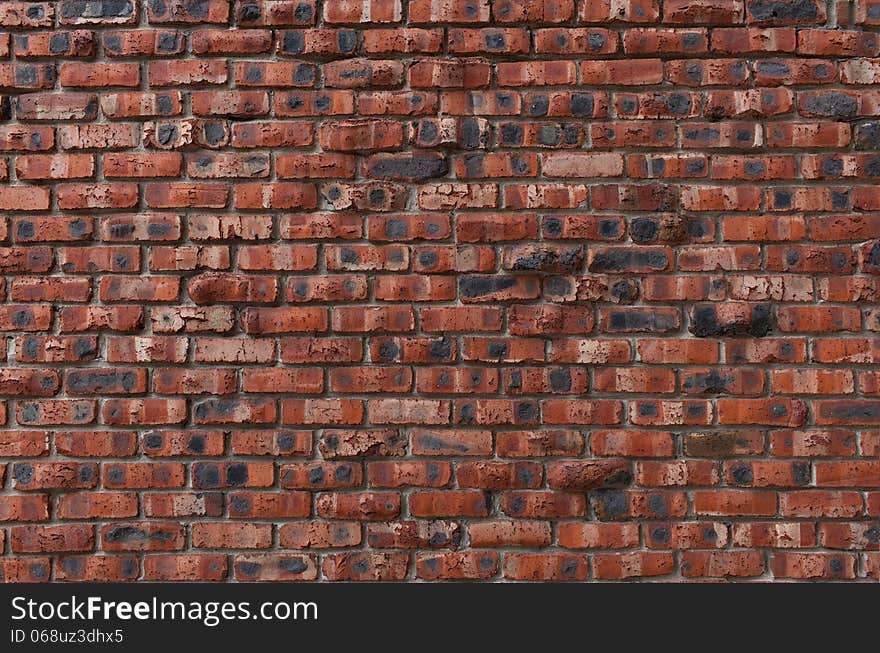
top-left (0, 0), bottom-right (878, 583)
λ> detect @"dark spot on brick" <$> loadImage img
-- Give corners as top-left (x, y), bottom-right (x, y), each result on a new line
top-left (15, 66), bottom-right (37, 86)
top-left (50, 33), bottom-right (71, 54)
top-left (500, 123), bottom-right (523, 146)
top-left (686, 127), bottom-right (720, 141)
top-left (157, 124), bottom-right (178, 146)
top-left (13, 463), bottom-right (34, 484)
top-left (427, 463), bottom-right (442, 482)
top-left (685, 62), bottom-right (703, 83)
top-left (418, 120), bottom-right (438, 142)
top-left (294, 2), bottom-right (313, 22)
top-left (758, 61), bottom-right (790, 77)
top-left (516, 402), bottom-right (536, 422)
top-left (338, 30), bottom-right (356, 52)
top-left (731, 463), bottom-right (754, 485)
top-left (339, 248), bottom-right (359, 264)
top-left (611, 280), bottom-right (639, 302)
top-left (682, 370), bottom-right (732, 394)
top-left (792, 462), bottom-right (810, 484)
top-left (609, 310), bottom-right (676, 331)
top-left (245, 66), bottom-right (263, 83)
top-left (106, 465), bottom-right (124, 483)
top-left (661, 93), bottom-right (691, 115)
top-left (549, 369), bottom-right (571, 392)
top-left (19, 404), bottom-right (39, 423)
top-left (103, 34), bottom-right (121, 52)
top-left (156, 94), bottom-right (174, 116)
top-left (335, 465), bottom-right (352, 482)
top-left (639, 402), bottom-right (658, 417)
top-left (226, 464), bottom-right (248, 486)
top-left (748, 0), bottom-right (820, 22)
top-left (529, 95), bottom-right (549, 117)
top-left (511, 246), bottom-right (581, 272)
top-left (368, 188), bottom-right (386, 206)
top-left (631, 218), bottom-right (659, 243)
top-left (494, 92), bottom-right (513, 109)
top-left (11, 309), bottom-right (32, 328)
top-left (855, 122), bottom-right (880, 150)
top-left (686, 159), bottom-right (706, 175)
top-left (510, 156), bottom-right (529, 174)
top-left (484, 32), bottom-right (505, 49)
top-left (804, 92), bottom-right (858, 118)
top-left (821, 403), bottom-right (880, 420)
top-left (683, 33), bottom-right (701, 49)
top-left (239, 2), bottom-right (261, 21)
top-left (61, 557), bottom-right (84, 575)
top-left (279, 557), bottom-right (308, 574)
top-left (306, 466), bottom-right (325, 485)
top-left (866, 156), bottom-right (880, 177)
top-left (229, 495), bottom-right (250, 515)
top-left (744, 160), bottom-right (766, 175)
top-left (751, 304), bottom-right (773, 336)
top-left (831, 190), bottom-right (849, 211)
top-left (538, 125), bottom-right (561, 146)
top-left (544, 217), bottom-right (563, 236)
top-left (544, 276), bottom-right (571, 297)
top-left (570, 93), bottom-right (594, 117)
top-left (589, 249), bottom-right (667, 272)
top-left (459, 276), bottom-right (518, 298)
top-left (463, 153), bottom-right (484, 177)
top-left (194, 463), bottom-right (221, 488)
top-left (144, 433), bottom-right (163, 450)
top-left (16, 221), bottom-right (36, 240)
top-left (377, 341), bottom-right (399, 361)
top-left (23, 338), bottom-right (39, 359)
top-left (276, 434), bottom-right (296, 451)
top-left (599, 491), bottom-right (628, 519)
top-left (867, 243), bottom-right (880, 267)
top-left (460, 117), bottom-right (483, 149)
top-left (599, 219), bottom-right (621, 238)
top-left (149, 0), bottom-right (167, 15)
top-left (418, 250), bottom-right (437, 268)
top-left (283, 32), bottom-right (304, 54)
top-left (187, 435), bottom-right (205, 454)
top-left (651, 526), bottom-right (671, 543)
top-left (430, 338), bottom-right (452, 360)
top-left (157, 32), bottom-right (179, 52)
top-left (370, 155), bottom-right (448, 181)
top-left (647, 494), bottom-right (667, 517)
top-left (237, 561), bottom-right (261, 576)
top-left (819, 157), bottom-right (843, 176)
top-left (352, 558), bottom-right (370, 573)
top-left (587, 32), bottom-right (606, 50)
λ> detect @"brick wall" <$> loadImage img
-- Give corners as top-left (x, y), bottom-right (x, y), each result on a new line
top-left (0, 0), bottom-right (878, 582)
